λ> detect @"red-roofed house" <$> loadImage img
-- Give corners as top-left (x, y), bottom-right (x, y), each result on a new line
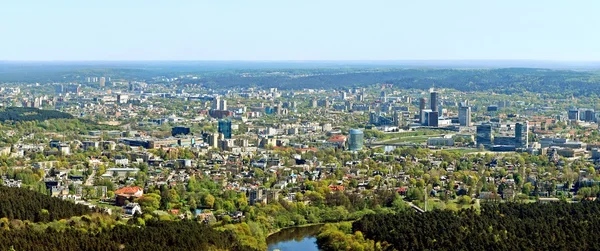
top-left (115, 186), bottom-right (144, 206)
top-left (327, 135), bottom-right (347, 148)
top-left (328, 185), bottom-right (345, 192)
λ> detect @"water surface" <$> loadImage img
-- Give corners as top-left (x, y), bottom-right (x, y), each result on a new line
top-left (266, 224), bottom-right (323, 251)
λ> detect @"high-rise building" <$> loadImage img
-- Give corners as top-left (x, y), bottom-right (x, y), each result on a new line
top-left (380, 91), bottom-right (387, 102)
top-left (117, 94), bottom-right (129, 104)
top-left (568, 109), bottom-right (579, 120)
top-left (348, 129), bottom-right (364, 151)
top-left (208, 133), bottom-right (219, 148)
top-left (128, 81), bottom-right (135, 92)
top-left (345, 100), bottom-right (353, 111)
top-left (393, 111), bottom-right (402, 126)
top-left (99, 77), bottom-right (106, 88)
top-left (212, 97), bottom-right (221, 110)
top-left (421, 109), bottom-right (432, 126)
top-left (430, 91), bottom-right (438, 112)
top-left (419, 98), bottom-right (427, 124)
top-left (476, 124), bottom-right (493, 147)
top-left (458, 106), bottom-right (472, 126)
top-left (515, 121), bottom-right (529, 148)
top-left (218, 120), bottom-right (232, 139)
top-left (428, 111), bottom-right (439, 127)
top-left (357, 94), bottom-right (364, 102)
top-left (584, 109), bottom-right (596, 122)
top-left (219, 99), bottom-right (227, 111)
top-left (311, 98), bottom-right (317, 108)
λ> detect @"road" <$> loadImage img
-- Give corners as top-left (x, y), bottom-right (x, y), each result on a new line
top-left (85, 169), bottom-right (96, 186)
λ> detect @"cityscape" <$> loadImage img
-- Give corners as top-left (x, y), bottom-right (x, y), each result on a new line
top-left (2, 1), bottom-right (600, 251)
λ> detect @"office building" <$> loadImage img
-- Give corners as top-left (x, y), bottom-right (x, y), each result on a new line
top-left (568, 109), bottom-right (580, 120)
top-left (171, 126), bottom-right (191, 136)
top-left (428, 111), bottom-right (439, 127)
top-left (515, 121), bottom-right (529, 148)
top-left (476, 123), bottom-right (493, 146)
top-left (458, 106), bottom-right (471, 126)
top-left (421, 109), bottom-right (432, 126)
top-left (348, 129), bottom-right (364, 151)
top-left (430, 91), bottom-right (438, 112)
top-left (212, 97), bottom-right (221, 110)
top-left (219, 99), bottom-right (227, 111)
top-left (419, 98), bottom-right (426, 124)
top-left (218, 120), bottom-right (232, 139)
top-left (584, 109), bottom-right (596, 122)
top-left (117, 94), bottom-right (128, 104)
top-left (99, 77), bottom-right (106, 88)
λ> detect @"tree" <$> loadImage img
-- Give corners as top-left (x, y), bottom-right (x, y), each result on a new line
top-left (136, 193), bottom-right (161, 212)
top-left (204, 194), bottom-right (215, 209)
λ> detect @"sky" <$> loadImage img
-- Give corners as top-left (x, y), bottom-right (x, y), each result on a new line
top-left (1, 0), bottom-right (599, 61)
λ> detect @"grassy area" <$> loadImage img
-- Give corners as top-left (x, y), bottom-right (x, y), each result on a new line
top-left (383, 134), bottom-right (443, 144)
top-left (441, 148), bottom-right (482, 154)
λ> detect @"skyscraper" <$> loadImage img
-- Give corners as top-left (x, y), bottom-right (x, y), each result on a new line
top-left (348, 129), bottom-right (364, 151)
top-left (430, 91), bottom-right (438, 112)
top-left (419, 98), bottom-right (426, 124)
top-left (218, 120), bottom-right (232, 139)
top-left (515, 121), bottom-right (529, 148)
top-left (428, 111), bottom-right (439, 127)
top-left (219, 99), bottom-right (227, 110)
top-left (458, 106), bottom-right (472, 126)
top-left (99, 77), bottom-right (106, 88)
top-left (212, 97), bottom-right (221, 110)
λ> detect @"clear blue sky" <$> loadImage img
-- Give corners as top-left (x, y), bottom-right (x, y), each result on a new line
top-left (1, 0), bottom-right (598, 61)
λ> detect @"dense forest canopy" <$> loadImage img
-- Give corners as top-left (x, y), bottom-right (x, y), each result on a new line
top-left (0, 186), bottom-right (91, 222)
top-left (0, 107), bottom-right (73, 122)
top-left (0, 187), bottom-right (257, 251)
top-left (335, 202), bottom-right (600, 250)
top-left (0, 219), bottom-right (255, 251)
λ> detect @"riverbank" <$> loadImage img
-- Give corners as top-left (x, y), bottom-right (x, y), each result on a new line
top-left (267, 222), bottom-right (324, 237)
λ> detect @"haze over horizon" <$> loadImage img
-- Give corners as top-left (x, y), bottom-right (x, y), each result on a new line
top-left (2, 0), bottom-right (599, 61)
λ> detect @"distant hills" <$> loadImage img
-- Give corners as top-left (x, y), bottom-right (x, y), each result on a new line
top-left (2, 61), bottom-right (600, 95)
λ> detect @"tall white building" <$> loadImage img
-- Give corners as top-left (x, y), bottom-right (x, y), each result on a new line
top-left (459, 106), bottom-right (471, 126)
top-left (219, 99), bottom-right (227, 110)
top-left (212, 97), bottom-right (221, 110)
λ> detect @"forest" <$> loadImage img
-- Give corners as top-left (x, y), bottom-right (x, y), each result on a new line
top-left (0, 186), bottom-right (257, 251)
top-left (0, 107), bottom-right (73, 122)
top-left (0, 186), bottom-right (92, 222)
top-left (0, 219), bottom-right (255, 251)
top-left (318, 202), bottom-right (600, 251)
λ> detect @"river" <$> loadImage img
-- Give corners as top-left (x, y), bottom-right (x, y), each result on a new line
top-left (266, 224), bottom-right (323, 251)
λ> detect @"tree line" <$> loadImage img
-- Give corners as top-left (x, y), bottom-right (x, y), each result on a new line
top-left (323, 201), bottom-right (600, 250)
top-left (0, 186), bottom-right (92, 222)
top-left (0, 107), bottom-right (73, 122)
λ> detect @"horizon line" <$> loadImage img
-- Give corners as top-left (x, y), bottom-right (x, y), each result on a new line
top-left (1, 59), bottom-right (600, 63)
